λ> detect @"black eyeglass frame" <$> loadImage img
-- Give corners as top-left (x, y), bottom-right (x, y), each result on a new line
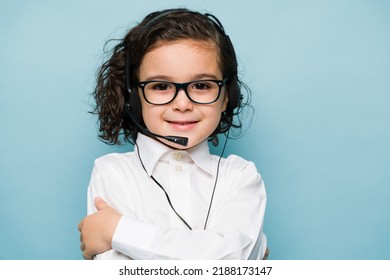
top-left (138, 79), bottom-right (227, 105)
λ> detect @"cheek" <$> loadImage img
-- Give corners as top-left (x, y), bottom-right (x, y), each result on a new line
top-left (208, 106), bottom-right (225, 128)
top-left (141, 107), bottom-right (155, 127)
top-left (139, 91), bottom-right (156, 126)
top-left (141, 105), bottom-right (165, 130)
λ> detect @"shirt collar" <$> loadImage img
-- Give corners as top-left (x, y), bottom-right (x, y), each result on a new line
top-left (187, 140), bottom-right (214, 175)
top-left (135, 133), bottom-right (214, 176)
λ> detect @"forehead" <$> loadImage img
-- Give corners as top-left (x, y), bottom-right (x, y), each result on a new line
top-left (150, 38), bottom-right (216, 51)
top-left (139, 39), bottom-right (222, 80)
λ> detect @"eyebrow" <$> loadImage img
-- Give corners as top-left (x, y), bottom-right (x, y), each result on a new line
top-left (143, 73), bottom-right (222, 81)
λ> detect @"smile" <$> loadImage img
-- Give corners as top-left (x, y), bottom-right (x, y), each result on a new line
top-left (167, 120), bottom-right (199, 130)
top-left (168, 121), bottom-right (198, 125)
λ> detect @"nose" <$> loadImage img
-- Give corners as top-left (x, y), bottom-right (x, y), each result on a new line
top-left (172, 88), bottom-right (194, 112)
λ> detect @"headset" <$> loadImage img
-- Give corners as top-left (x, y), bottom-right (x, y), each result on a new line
top-left (123, 9), bottom-right (236, 229)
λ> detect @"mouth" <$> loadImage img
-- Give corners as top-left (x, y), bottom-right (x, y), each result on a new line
top-left (167, 121), bottom-right (198, 125)
top-left (167, 120), bottom-right (199, 130)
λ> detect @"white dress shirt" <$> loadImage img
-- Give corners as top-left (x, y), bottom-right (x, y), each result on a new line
top-left (87, 133), bottom-right (267, 259)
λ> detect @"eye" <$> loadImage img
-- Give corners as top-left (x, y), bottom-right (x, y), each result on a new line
top-left (152, 82), bottom-right (172, 91)
top-left (193, 81), bottom-right (212, 90)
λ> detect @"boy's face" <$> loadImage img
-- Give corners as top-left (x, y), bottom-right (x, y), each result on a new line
top-left (138, 39), bottom-right (228, 149)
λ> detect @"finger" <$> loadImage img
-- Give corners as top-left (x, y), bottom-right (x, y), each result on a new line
top-left (83, 250), bottom-right (93, 260)
top-left (82, 253), bottom-right (89, 260)
top-left (83, 249), bottom-right (90, 260)
top-left (77, 220), bottom-right (83, 232)
top-left (94, 196), bottom-right (109, 210)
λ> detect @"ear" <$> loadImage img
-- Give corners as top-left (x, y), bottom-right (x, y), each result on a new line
top-left (221, 90), bottom-right (229, 112)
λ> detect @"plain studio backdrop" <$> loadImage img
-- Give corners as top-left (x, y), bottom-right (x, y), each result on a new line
top-left (0, 0), bottom-right (389, 259)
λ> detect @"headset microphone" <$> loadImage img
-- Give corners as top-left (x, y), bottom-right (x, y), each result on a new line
top-left (124, 103), bottom-right (189, 146)
top-left (160, 135), bottom-right (189, 146)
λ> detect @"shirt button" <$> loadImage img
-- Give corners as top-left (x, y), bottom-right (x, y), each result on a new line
top-left (174, 153), bottom-right (182, 161)
top-left (175, 165), bottom-right (183, 172)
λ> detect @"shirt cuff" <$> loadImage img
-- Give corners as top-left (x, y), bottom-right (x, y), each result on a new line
top-left (111, 215), bottom-right (157, 259)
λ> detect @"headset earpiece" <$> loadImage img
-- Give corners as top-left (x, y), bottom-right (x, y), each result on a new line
top-left (129, 89), bottom-right (142, 123)
top-left (124, 54), bottom-right (143, 124)
top-left (226, 78), bottom-right (241, 111)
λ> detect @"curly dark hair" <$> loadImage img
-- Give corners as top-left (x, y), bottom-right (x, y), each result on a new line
top-left (92, 8), bottom-right (252, 145)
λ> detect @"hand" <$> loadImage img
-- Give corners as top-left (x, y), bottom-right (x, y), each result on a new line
top-left (78, 197), bottom-right (121, 260)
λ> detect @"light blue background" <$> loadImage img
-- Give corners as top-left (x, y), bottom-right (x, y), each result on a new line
top-left (1, 0), bottom-right (389, 259)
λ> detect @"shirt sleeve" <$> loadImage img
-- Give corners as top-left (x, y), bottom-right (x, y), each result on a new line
top-left (111, 157), bottom-right (267, 260)
top-left (87, 159), bottom-right (138, 260)
top-left (87, 164), bottom-right (137, 218)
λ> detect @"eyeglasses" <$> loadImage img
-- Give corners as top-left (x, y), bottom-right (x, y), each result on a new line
top-left (138, 79), bottom-right (227, 105)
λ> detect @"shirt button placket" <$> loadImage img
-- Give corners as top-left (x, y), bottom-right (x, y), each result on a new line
top-left (174, 153), bottom-right (183, 172)
top-left (169, 152), bottom-right (190, 228)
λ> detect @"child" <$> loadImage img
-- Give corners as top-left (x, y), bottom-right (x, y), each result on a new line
top-left (78, 8), bottom-right (268, 260)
